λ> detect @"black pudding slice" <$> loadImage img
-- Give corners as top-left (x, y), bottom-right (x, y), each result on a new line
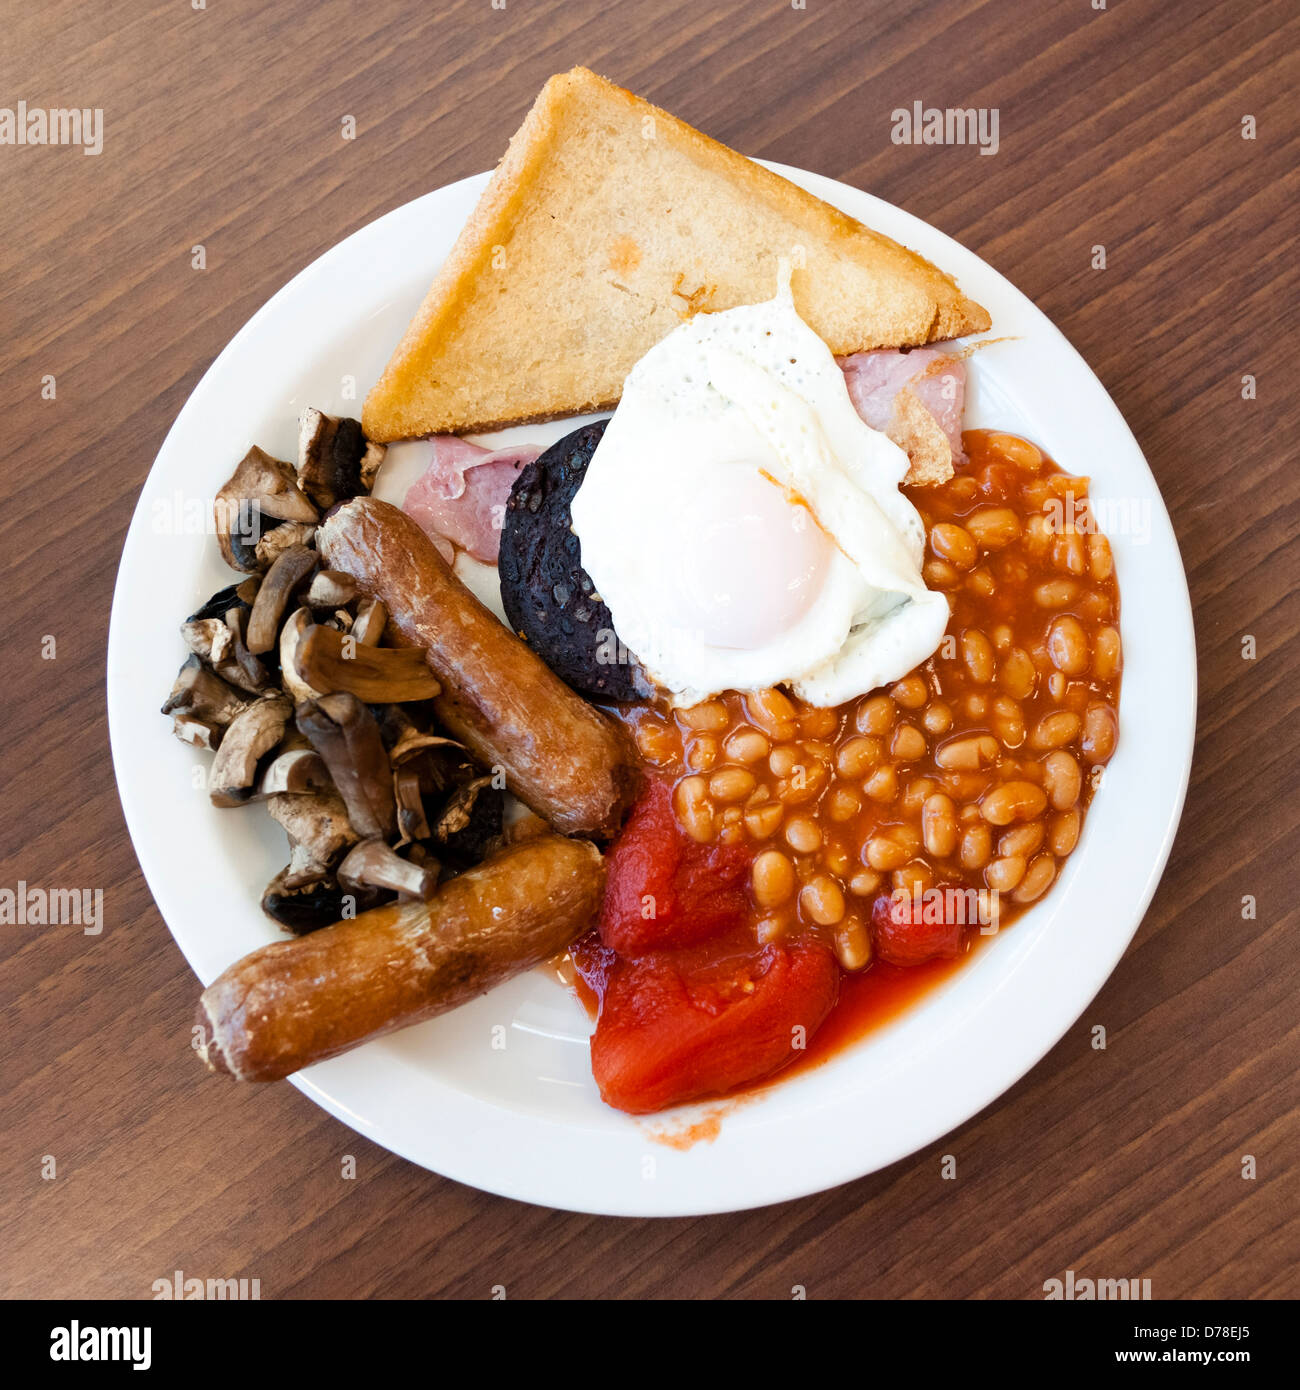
top-left (499, 420), bottom-right (647, 701)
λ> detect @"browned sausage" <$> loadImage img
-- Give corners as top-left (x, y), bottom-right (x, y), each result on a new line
top-left (318, 497), bottom-right (636, 839)
top-left (196, 834), bottom-right (604, 1082)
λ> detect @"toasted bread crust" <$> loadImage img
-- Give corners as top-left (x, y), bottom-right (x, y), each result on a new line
top-left (364, 67), bottom-right (990, 442)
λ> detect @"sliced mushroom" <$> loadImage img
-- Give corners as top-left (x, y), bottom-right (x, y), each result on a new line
top-left (255, 520), bottom-right (316, 570)
top-left (256, 748), bottom-right (331, 796)
top-left (350, 597), bottom-right (387, 646)
top-left (295, 693), bottom-right (397, 839)
top-left (266, 788), bottom-right (359, 880)
top-left (260, 863), bottom-right (384, 935)
top-left (246, 544), bottom-right (318, 654)
top-left (393, 764), bottom-right (431, 845)
top-left (291, 623), bottom-right (441, 703)
top-left (215, 446), bottom-right (317, 572)
top-left (436, 775), bottom-right (504, 867)
top-left (297, 409), bottom-right (376, 510)
top-left (305, 570), bottom-right (358, 609)
top-left (171, 714), bottom-right (221, 749)
top-left (338, 838), bottom-right (438, 900)
top-left (181, 618), bottom-right (234, 666)
top-left (187, 583), bottom-right (248, 624)
top-left (161, 655), bottom-right (246, 728)
top-left (208, 694), bottom-right (292, 806)
top-left (220, 607), bottom-right (273, 693)
top-left (279, 608), bottom-right (326, 704)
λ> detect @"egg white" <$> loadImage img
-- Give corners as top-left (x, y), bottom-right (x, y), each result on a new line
top-left (568, 271), bottom-right (950, 707)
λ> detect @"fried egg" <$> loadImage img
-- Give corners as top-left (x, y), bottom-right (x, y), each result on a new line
top-left (569, 267), bottom-right (949, 707)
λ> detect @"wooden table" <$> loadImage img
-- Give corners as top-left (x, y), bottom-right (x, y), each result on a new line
top-left (3, 0), bottom-right (1296, 1300)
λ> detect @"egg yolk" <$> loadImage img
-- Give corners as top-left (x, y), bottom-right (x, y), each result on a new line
top-left (670, 465), bottom-right (833, 649)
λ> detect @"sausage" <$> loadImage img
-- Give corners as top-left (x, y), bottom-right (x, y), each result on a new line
top-left (196, 834), bottom-right (604, 1082)
top-left (318, 497), bottom-right (636, 839)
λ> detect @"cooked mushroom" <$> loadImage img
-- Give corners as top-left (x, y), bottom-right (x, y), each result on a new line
top-left (256, 748), bottom-right (331, 796)
top-left (208, 694), bottom-right (292, 806)
top-left (221, 607), bottom-right (273, 693)
top-left (297, 409), bottom-right (383, 510)
top-left (436, 776), bottom-right (505, 866)
top-left (305, 570), bottom-right (358, 609)
top-left (215, 446), bottom-right (318, 572)
top-left (255, 520), bottom-right (316, 570)
top-left (161, 655), bottom-right (246, 729)
top-left (266, 788), bottom-right (358, 880)
top-left (291, 623), bottom-right (441, 703)
top-left (350, 597), bottom-right (387, 646)
top-left (246, 544), bottom-right (318, 654)
top-left (337, 838), bottom-right (438, 900)
top-left (171, 714), bottom-right (221, 749)
top-left (279, 608), bottom-right (326, 704)
top-left (187, 583), bottom-right (248, 624)
top-left (181, 618), bottom-right (234, 666)
top-left (295, 693), bottom-right (397, 839)
top-left (393, 765), bottom-right (431, 845)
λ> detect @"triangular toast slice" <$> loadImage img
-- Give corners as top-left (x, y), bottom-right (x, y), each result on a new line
top-left (363, 67), bottom-right (990, 442)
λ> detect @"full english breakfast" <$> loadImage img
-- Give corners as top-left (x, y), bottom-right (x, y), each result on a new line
top-left (165, 69), bottom-right (1121, 1115)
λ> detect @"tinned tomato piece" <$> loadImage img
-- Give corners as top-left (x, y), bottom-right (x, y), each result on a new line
top-left (588, 937), bottom-right (840, 1114)
top-left (597, 776), bottom-right (752, 954)
top-left (870, 890), bottom-right (965, 967)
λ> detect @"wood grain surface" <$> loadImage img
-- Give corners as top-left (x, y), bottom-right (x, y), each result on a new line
top-left (2, 0), bottom-right (1296, 1300)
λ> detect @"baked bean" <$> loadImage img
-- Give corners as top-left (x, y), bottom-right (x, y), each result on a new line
top-left (936, 734), bottom-right (998, 770)
top-left (835, 735), bottom-right (882, 779)
top-left (1024, 514), bottom-right (1053, 557)
top-left (1082, 702), bottom-right (1118, 762)
top-left (922, 793), bottom-right (959, 857)
top-left (674, 775), bottom-right (715, 843)
top-left (745, 801), bottom-right (783, 839)
top-left (924, 559), bottom-right (960, 589)
top-left (1048, 808), bottom-right (1081, 856)
top-left (769, 744), bottom-right (801, 777)
top-left (755, 913), bottom-right (788, 944)
top-left (892, 722), bottom-right (927, 761)
top-left (991, 696), bottom-right (1025, 749)
top-left (855, 695), bottom-right (896, 735)
top-left (962, 629), bottom-right (996, 683)
top-left (1034, 578), bottom-right (1079, 608)
top-left (800, 706), bottom-right (839, 739)
top-left (800, 874), bottom-right (846, 926)
top-left (778, 761), bottom-right (827, 804)
top-left (923, 700), bottom-right (953, 736)
top-left (931, 522), bottom-right (977, 570)
top-left (1029, 710), bottom-right (1081, 750)
top-left (827, 786), bottom-right (862, 822)
top-left (979, 781), bottom-right (1048, 825)
top-left (891, 676), bottom-right (928, 709)
top-left (821, 840), bottom-right (853, 878)
top-left (1012, 855), bottom-right (1056, 903)
top-left (967, 567), bottom-right (996, 597)
top-left (989, 433), bottom-right (1043, 472)
top-left (999, 822), bottom-right (1044, 859)
top-left (959, 823), bottom-right (993, 869)
top-left (785, 816), bottom-right (822, 854)
top-left (724, 727), bottom-right (770, 764)
top-left (634, 718), bottom-right (678, 765)
top-left (709, 767), bottom-right (756, 803)
top-left (752, 850), bottom-right (796, 908)
top-left (1089, 533), bottom-right (1113, 581)
top-left (901, 776), bottom-right (937, 815)
top-left (967, 507), bottom-right (1022, 549)
top-left (686, 735), bottom-right (720, 771)
top-left (991, 624), bottom-right (1013, 651)
top-left (678, 700), bottom-right (728, 732)
top-left (1094, 625), bottom-right (1122, 680)
top-left (848, 868), bottom-right (882, 897)
top-left (986, 855), bottom-right (1026, 892)
top-left (862, 764), bottom-right (898, 801)
top-left (893, 863), bottom-right (933, 895)
top-left (1055, 532), bottom-right (1087, 576)
top-left (746, 687), bottom-right (797, 740)
top-left (866, 834), bottom-right (911, 871)
top-left (965, 693), bottom-right (988, 719)
top-left (1047, 615), bottom-right (1089, 675)
top-left (999, 648), bottom-right (1037, 700)
top-left (833, 916), bottom-right (872, 971)
top-left (1042, 750), bottom-right (1082, 809)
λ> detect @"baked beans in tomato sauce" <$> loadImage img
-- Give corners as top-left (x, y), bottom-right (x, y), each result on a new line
top-left (613, 429), bottom-right (1121, 1043)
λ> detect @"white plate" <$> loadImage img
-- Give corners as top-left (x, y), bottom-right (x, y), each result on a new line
top-left (107, 162), bottom-right (1196, 1216)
